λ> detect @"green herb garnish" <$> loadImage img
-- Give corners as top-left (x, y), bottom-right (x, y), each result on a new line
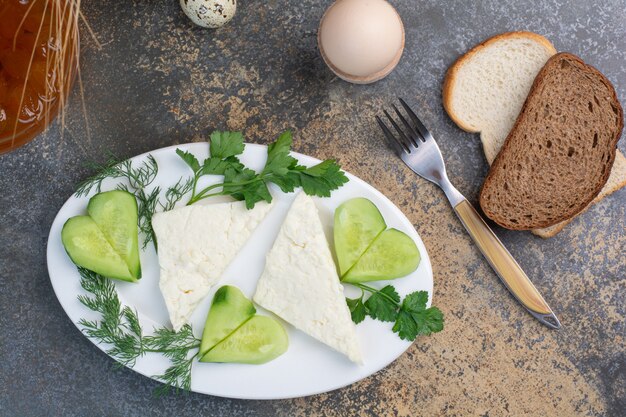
top-left (347, 284), bottom-right (444, 341)
top-left (179, 131), bottom-right (349, 208)
top-left (70, 130), bottom-right (351, 394)
top-left (76, 154), bottom-right (160, 248)
top-left (160, 177), bottom-right (194, 212)
top-left (76, 267), bottom-right (201, 395)
top-left (75, 153), bottom-right (158, 197)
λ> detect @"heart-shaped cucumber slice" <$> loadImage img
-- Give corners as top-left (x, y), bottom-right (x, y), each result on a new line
top-left (199, 286), bottom-right (256, 356)
top-left (342, 228), bottom-right (421, 283)
top-left (88, 190), bottom-right (141, 279)
top-left (200, 316), bottom-right (288, 364)
top-left (334, 198), bottom-right (387, 276)
top-left (61, 216), bottom-right (137, 282)
top-left (199, 286), bottom-right (288, 364)
top-left (61, 190), bottom-right (141, 282)
top-left (334, 198), bottom-right (421, 283)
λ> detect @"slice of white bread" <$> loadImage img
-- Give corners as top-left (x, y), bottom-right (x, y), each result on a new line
top-left (443, 31), bottom-right (626, 237)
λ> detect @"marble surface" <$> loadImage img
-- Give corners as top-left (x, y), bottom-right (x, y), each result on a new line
top-left (1, 0), bottom-right (624, 415)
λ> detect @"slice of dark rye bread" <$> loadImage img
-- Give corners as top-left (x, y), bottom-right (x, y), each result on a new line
top-left (479, 52), bottom-right (624, 230)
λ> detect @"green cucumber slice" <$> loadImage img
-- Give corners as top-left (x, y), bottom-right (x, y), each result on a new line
top-left (87, 190), bottom-right (141, 279)
top-left (200, 286), bottom-right (257, 356)
top-left (200, 316), bottom-right (288, 365)
top-left (342, 228), bottom-right (420, 283)
top-left (334, 198), bottom-right (387, 276)
top-left (61, 216), bottom-right (136, 282)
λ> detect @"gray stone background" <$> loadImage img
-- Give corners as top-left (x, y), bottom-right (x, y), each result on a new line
top-left (1, 1), bottom-right (624, 416)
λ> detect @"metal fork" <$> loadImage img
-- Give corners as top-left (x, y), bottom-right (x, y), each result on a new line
top-left (377, 98), bottom-right (561, 329)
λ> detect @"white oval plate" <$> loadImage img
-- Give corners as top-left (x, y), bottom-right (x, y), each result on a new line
top-left (47, 142), bottom-right (433, 399)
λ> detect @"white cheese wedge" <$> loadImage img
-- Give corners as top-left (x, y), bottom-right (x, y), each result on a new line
top-left (254, 193), bottom-right (363, 363)
top-left (152, 201), bottom-right (272, 331)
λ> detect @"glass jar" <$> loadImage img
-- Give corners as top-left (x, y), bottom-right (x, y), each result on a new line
top-left (0, 0), bottom-right (79, 154)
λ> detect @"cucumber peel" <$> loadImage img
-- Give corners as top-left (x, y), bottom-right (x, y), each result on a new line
top-left (62, 190), bottom-right (141, 282)
top-left (334, 198), bottom-right (420, 283)
top-left (87, 191), bottom-right (141, 279)
top-left (199, 286), bottom-right (256, 356)
top-left (199, 286), bottom-right (288, 365)
top-left (334, 198), bottom-right (387, 276)
top-left (200, 316), bottom-right (288, 364)
top-left (342, 228), bottom-right (421, 283)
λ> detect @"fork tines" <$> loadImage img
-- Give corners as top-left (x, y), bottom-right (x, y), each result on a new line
top-left (377, 98), bottom-right (432, 154)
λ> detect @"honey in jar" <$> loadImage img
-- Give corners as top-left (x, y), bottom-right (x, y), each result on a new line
top-left (0, 0), bottom-right (78, 154)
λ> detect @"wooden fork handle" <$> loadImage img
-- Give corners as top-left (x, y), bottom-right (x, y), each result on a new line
top-left (453, 199), bottom-right (560, 328)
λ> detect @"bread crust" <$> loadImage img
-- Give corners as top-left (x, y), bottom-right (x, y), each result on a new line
top-left (479, 52), bottom-right (624, 230)
top-left (442, 31), bottom-right (557, 133)
top-left (532, 151), bottom-right (626, 237)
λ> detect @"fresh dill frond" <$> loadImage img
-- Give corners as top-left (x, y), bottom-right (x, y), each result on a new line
top-left (144, 325), bottom-right (199, 352)
top-left (115, 183), bottom-right (161, 249)
top-left (152, 354), bottom-right (196, 396)
top-left (77, 267), bottom-right (142, 367)
top-left (122, 306), bottom-right (143, 343)
top-left (75, 153), bottom-right (159, 198)
top-left (78, 154), bottom-right (163, 249)
top-left (160, 177), bottom-right (194, 211)
top-left (76, 267), bottom-right (201, 392)
top-left (136, 187), bottom-right (162, 249)
top-left (75, 152), bottom-right (126, 197)
top-left (145, 325), bottom-right (200, 396)
top-left (124, 155), bottom-right (159, 190)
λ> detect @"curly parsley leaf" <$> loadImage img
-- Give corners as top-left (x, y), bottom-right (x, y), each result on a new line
top-left (393, 291), bottom-right (444, 340)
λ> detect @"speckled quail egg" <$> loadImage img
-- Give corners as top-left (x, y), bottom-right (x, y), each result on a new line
top-left (180, 0), bottom-right (237, 29)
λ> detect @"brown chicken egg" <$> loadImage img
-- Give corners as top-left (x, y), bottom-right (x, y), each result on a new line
top-left (318, 0), bottom-right (405, 84)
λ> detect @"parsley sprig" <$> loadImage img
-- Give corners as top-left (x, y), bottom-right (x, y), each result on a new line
top-left (76, 267), bottom-right (201, 395)
top-left (346, 284), bottom-right (444, 341)
top-left (178, 131), bottom-right (349, 208)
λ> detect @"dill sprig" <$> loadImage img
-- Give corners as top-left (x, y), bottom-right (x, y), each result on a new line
top-left (74, 151), bottom-right (125, 197)
top-left (123, 155), bottom-right (159, 190)
top-left (117, 183), bottom-right (162, 249)
top-left (76, 267), bottom-right (201, 393)
top-left (77, 267), bottom-right (144, 367)
top-left (145, 326), bottom-right (199, 396)
top-left (136, 187), bottom-right (162, 249)
top-left (76, 154), bottom-right (162, 248)
top-left (160, 177), bottom-right (194, 211)
top-left (75, 154), bottom-right (159, 198)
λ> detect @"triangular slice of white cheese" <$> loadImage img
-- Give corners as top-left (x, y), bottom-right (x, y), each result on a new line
top-left (152, 201), bottom-right (273, 331)
top-left (254, 193), bottom-right (363, 363)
